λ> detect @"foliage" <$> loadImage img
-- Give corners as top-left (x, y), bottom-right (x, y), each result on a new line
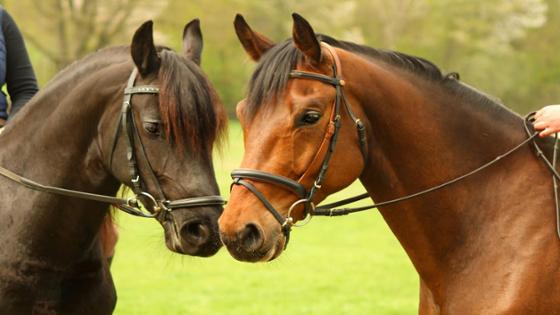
top-left (4, 0), bottom-right (559, 114)
top-left (4, 0), bottom-right (168, 82)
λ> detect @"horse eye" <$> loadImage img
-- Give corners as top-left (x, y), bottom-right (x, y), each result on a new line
top-left (143, 121), bottom-right (161, 135)
top-left (301, 111), bottom-right (322, 125)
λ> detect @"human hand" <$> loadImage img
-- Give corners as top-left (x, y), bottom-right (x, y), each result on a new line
top-left (534, 105), bottom-right (560, 137)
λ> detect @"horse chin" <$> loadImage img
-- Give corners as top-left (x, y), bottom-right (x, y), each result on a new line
top-left (264, 237), bottom-right (286, 262)
top-left (224, 235), bottom-right (286, 263)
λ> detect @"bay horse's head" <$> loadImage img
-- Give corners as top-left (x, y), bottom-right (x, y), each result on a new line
top-left (104, 20), bottom-right (226, 256)
top-left (219, 14), bottom-right (367, 262)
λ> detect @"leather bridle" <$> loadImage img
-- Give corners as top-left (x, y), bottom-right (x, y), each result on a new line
top-left (0, 68), bottom-right (225, 218)
top-left (230, 42), bottom-right (560, 246)
top-left (231, 43), bottom-right (367, 244)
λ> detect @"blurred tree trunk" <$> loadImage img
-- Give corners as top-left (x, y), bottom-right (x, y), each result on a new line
top-left (6, 0), bottom-right (167, 73)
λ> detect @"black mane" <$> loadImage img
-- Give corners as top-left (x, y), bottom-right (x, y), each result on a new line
top-left (245, 34), bottom-right (507, 120)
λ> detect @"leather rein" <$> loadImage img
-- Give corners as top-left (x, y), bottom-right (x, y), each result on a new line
top-left (230, 42), bottom-right (560, 245)
top-left (0, 68), bottom-right (225, 218)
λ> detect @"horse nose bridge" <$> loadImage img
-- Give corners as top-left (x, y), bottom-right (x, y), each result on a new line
top-left (157, 174), bottom-right (220, 203)
top-left (162, 157), bottom-right (220, 192)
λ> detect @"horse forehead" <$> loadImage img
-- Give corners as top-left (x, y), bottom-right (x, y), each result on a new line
top-left (243, 106), bottom-right (290, 143)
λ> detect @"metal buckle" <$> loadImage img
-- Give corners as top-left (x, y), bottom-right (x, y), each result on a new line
top-left (160, 200), bottom-right (172, 212)
top-left (126, 197), bottom-right (139, 208)
top-left (286, 199), bottom-right (315, 228)
top-left (137, 191), bottom-right (162, 213)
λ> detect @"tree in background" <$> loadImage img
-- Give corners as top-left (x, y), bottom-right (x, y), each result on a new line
top-left (3, 0), bottom-right (167, 83)
top-left (4, 0), bottom-right (559, 115)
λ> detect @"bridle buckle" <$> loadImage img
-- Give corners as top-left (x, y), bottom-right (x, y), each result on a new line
top-left (287, 199), bottom-right (315, 228)
top-left (313, 181), bottom-right (322, 189)
top-left (137, 191), bottom-right (161, 213)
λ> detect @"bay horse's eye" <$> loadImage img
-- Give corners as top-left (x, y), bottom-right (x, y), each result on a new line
top-left (143, 121), bottom-right (161, 135)
top-left (301, 111), bottom-right (322, 125)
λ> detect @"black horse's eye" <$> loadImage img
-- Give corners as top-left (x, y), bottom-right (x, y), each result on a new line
top-left (301, 111), bottom-right (322, 125)
top-left (143, 121), bottom-right (161, 135)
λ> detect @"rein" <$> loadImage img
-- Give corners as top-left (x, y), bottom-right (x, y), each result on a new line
top-left (231, 41), bottom-right (560, 244)
top-left (317, 113), bottom-right (560, 240)
top-left (313, 123), bottom-right (539, 216)
top-left (0, 68), bottom-right (225, 218)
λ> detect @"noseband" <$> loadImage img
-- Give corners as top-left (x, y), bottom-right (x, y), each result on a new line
top-left (0, 67), bottom-right (225, 218)
top-left (231, 43), bottom-right (367, 245)
top-left (106, 68), bottom-right (226, 218)
top-left (230, 42), bottom-right (560, 247)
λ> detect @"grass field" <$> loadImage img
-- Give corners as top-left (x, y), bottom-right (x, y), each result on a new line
top-left (111, 122), bottom-right (419, 315)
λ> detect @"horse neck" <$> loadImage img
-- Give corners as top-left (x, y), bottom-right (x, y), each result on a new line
top-left (0, 61), bottom-right (127, 266)
top-left (345, 53), bottom-right (533, 282)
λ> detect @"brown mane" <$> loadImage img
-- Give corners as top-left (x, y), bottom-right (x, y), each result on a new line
top-left (39, 46), bottom-right (226, 156)
top-left (157, 49), bottom-right (227, 155)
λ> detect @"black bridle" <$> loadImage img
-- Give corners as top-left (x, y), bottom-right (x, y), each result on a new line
top-left (0, 68), bottom-right (225, 218)
top-left (231, 43), bottom-right (367, 244)
top-left (230, 42), bottom-right (560, 246)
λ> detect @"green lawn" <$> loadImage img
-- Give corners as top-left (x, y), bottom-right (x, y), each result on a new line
top-left (111, 122), bottom-right (418, 315)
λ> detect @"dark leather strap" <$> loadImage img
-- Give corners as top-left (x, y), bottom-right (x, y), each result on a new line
top-left (232, 178), bottom-right (291, 246)
top-left (231, 43), bottom-right (553, 245)
top-left (166, 195), bottom-right (226, 209)
top-left (0, 67), bottom-right (226, 219)
top-left (0, 162), bottom-right (155, 217)
top-left (314, 127), bottom-right (540, 216)
top-left (231, 169), bottom-right (307, 198)
top-left (289, 70), bottom-right (343, 86)
top-left (118, 68), bottom-right (225, 214)
top-left (230, 42), bottom-right (365, 242)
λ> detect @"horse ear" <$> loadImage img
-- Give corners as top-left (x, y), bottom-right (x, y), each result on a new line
top-left (131, 20), bottom-right (161, 76)
top-left (292, 13), bottom-right (321, 64)
top-left (234, 14), bottom-right (274, 62)
top-left (183, 18), bottom-right (203, 65)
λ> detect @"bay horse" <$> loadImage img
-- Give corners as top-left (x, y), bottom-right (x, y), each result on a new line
top-left (219, 13), bottom-right (560, 313)
top-left (0, 20), bottom-right (226, 314)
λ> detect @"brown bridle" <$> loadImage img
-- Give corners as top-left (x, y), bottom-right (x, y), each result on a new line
top-left (0, 68), bottom-right (226, 219)
top-left (231, 43), bottom-right (367, 245)
top-left (230, 41), bottom-right (560, 246)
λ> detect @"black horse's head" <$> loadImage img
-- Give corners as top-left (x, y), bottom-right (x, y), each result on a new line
top-left (102, 20), bottom-right (227, 256)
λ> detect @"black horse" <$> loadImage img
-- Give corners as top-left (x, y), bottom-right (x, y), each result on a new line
top-left (0, 20), bottom-right (226, 314)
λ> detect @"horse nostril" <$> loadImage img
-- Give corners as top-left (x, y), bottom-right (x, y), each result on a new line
top-left (180, 220), bottom-right (210, 247)
top-left (239, 223), bottom-right (263, 252)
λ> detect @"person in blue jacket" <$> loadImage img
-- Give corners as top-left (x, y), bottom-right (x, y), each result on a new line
top-left (0, 6), bottom-right (38, 126)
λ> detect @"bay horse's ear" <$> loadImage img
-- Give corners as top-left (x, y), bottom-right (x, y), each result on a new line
top-left (234, 14), bottom-right (274, 62)
top-left (183, 18), bottom-right (203, 65)
top-left (131, 20), bottom-right (161, 76)
top-left (292, 13), bottom-right (321, 64)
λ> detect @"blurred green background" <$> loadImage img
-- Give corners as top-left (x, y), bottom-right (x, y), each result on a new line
top-left (112, 122), bottom-right (419, 315)
top-left (2, 0), bottom-right (560, 115)
top-left (2, 0), bottom-right (559, 313)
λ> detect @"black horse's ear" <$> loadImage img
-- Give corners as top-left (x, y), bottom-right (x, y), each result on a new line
top-left (234, 14), bottom-right (274, 62)
top-left (292, 13), bottom-right (321, 64)
top-left (131, 20), bottom-right (161, 76)
top-left (183, 18), bottom-right (203, 65)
